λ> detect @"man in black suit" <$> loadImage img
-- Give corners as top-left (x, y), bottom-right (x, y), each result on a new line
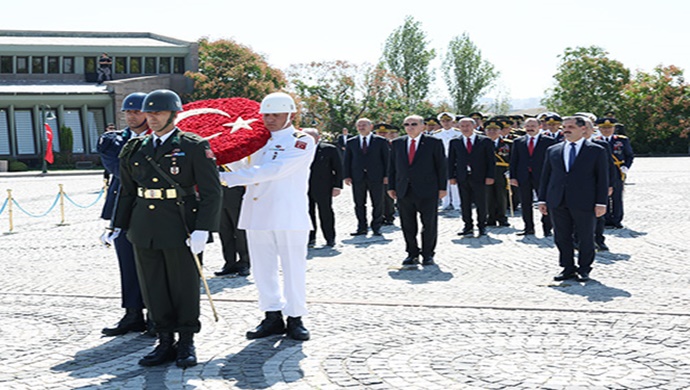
top-left (509, 118), bottom-right (556, 236)
top-left (343, 118), bottom-right (389, 236)
top-left (387, 115), bottom-right (447, 266)
top-left (336, 127), bottom-right (350, 161)
top-left (304, 128), bottom-right (343, 247)
top-left (538, 116), bottom-right (609, 282)
top-left (448, 117), bottom-right (495, 236)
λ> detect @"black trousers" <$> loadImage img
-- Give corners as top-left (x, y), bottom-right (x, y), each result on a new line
top-left (352, 177), bottom-right (384, 231)
top-left (397, 189), bottom-right (438, 258)
top-left (486, 172), bottom-right (508, 224)
top-left (113, 231), bottom-right (145, 309)
top-left (383, 183), bottom-right (396, 223)
top-left (551, 206), bottom-right (596, 275)
top-left (309, 189), bottom-right (336, 243)
top-left (606, 180), bottom-right (624, 225)
top-left (219, 206), bottom-right (249, 271)
top-left (518, 174), bottom-right (552, 233)
top-left (459, 177), bottom-right (488, 229)
top-left (133, 246), bottom-right (200, 334)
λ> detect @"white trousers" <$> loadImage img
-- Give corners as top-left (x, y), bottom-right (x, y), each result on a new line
top-left (441, 182), bottom-right (461, 209)
top-left (246, 229), bottom-right (309, 317)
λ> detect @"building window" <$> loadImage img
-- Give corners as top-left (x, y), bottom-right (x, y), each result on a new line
top-left (63, 57), bottom-right (75, 74)
top-left (48, 56), bottom-right (60, 73)
top-left (0, 110), bottom-right (10, 155)
top-left (85, 57), bottom-right (97, 73)
top-left (63, 110), bottom-right (85, 154)
top-left (87, 109), bottom-right (105, 153)
top-left (14, 111), bottom-right (36, 155)
top-left (159, 57), bottom-right (171, 73)
top-left (115, 57), bottom-right (127, 74)
top-left (32, 56), bottom-right (45, 74)
top-left (17, 57), bottom-right (29, 74)
top-left (145, 57), bottom-right (156, 74)
top-left (173, 57), bottom-right (185, 74)
top-left (0, 56), bottom-right (12, 74)
top-left (130, 57), bottom-right (142, 74)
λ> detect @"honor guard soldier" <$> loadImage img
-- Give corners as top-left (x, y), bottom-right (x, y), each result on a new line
top-left (114, 89), bottom-right (222, 368)
top-left (98, 92), bottom-right (153, 337)
top-left (220, 92), bottom-right (316, 341)
top-left (595, 117), bottom-right (633, 228)
top-left (542, 113), bottom-right (565, 142)
top-left (484, 119), bottom-right (512, 227)
top-left (431, 112), bottom-right (463, 211)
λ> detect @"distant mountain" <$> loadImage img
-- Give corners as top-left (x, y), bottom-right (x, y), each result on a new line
top-left (477, 96), bottom-right (545, 114)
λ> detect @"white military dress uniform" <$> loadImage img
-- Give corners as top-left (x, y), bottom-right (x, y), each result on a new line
top-left (221, 125), bottom-right (315, 317)
top-left (431, 127), bottom-right (463, 210)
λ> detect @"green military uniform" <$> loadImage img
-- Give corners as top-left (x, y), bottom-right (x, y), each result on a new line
top-left (114, 128), bottom-right (222, 335)
top-left (487, 134), bottom-right (513, 226)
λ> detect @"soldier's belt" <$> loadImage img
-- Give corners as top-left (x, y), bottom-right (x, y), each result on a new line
top-left (137, 187), bottom-right (195, 200)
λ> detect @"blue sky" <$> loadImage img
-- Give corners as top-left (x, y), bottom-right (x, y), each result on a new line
top-left (3, 0), bottom-right (689, 102)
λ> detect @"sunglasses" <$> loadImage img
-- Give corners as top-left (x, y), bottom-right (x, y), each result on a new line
top-left (403, 123), bottom-right (420, 127)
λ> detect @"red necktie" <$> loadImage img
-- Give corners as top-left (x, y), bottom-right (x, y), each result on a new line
top-left (408, 139), bottom-right (416, 165)
top-left (528, 137), bottom-right (535, 156)
top-left (466, 137), bottom-right (472, 153)
top-left (362, 137), bottom-right (368, 154)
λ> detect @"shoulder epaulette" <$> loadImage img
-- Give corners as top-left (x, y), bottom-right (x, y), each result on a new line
top-left (118, 137), bottom-right (144, 160)
top-left (180, 131), bottom-right (204, 142)
top-left (431, 129), bottom-right (443, 134)
top-left (616, 135), bottom-right (628, 139)
top-left (293, 131), bottom-right (307, 138)
top-left (503, 138), bottom-right (514, 144)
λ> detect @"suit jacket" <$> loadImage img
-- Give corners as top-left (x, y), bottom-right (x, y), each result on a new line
top-left (343, 134), bottom-right (389, 182)
top-left (538, 140), bottom-right (609, 211)
top-left (591, 138), bottom-right (619, 187)
top-left (448, 135), bottom-right (495, 182)
top-left (114, 128), bottom-right (222, 249)
top-left (509, 134), bottom-right (556, 184)
top-left (98, 128), bottom-right (132, 220)
top-left (388, 134), bottom-right (447, 199)
top-left (309, 142), bottom-right (343, 195)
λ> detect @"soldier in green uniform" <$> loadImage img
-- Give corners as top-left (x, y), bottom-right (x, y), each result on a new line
top-left (484, 119), bottom-right (512, 227)
top-left (113, 89), bottom-right (222, 368)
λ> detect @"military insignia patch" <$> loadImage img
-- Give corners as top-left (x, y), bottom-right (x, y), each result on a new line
top-left (170, 166), bottom-right (180, 175)
top-left (205, 149), bottom-right (215, 159)
top-left (295, 141), bottom-right (307, 150)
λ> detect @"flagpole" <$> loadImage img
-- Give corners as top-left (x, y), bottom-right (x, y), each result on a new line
top-left (40, 105), bottom-right (48, 174)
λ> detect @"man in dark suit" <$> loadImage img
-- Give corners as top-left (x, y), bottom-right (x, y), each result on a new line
top-left (343, 118), bottom-right (389, 236)
top-left (388, 115), bottom-right (447, 266)
top-left (448, 117), bottom-right (495, 236)
top-left (336, 127), bottom-right (350, 161)
top-left (538, 116), bottom-right (609, 282)
top-left (509, 118), bottom-right (556, 236)
top-left (304, 128), bottom-right (343, 247)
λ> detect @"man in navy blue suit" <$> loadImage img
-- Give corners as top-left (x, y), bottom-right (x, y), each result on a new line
top-left (538, 116), bottom-right (609, 282)
top-left (388, 115), bottom-right (447, 266)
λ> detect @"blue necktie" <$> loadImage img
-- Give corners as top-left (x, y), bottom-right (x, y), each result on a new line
top-left (568, 142), bottom-right (576, 172)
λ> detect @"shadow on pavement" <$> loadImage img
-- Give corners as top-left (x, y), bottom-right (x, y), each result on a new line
top-left (596, 251), bottom-right (631, 265)
top-left (216, 337), bottom-right (305, 389)
top-left (549, 279), bottom-right (632, 302)
top-left (606, 227), bottom-right (647, 238)
top-left (451, 236), bottom-right (504, 248)
top-left (340, 236), bottom-right (393, 248)
top-left (387, 265), bottom-right (454, 284)
top-left (205, 274), bottom-right (252, 295)
top-left (307, 246), bottom-right (341, 259)
top-left (515, 236), bottom-right (556, 249)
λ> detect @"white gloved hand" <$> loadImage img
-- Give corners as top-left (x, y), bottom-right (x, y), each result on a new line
top-left (102, 228), bottom-right (121, 247)
top-left (186, 230), bottom-right (208, 255)
top-left (620, 166), bottom-right (629, 175)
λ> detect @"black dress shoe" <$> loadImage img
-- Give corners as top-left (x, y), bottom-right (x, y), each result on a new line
top-left (307, 239), bottom-right (316, 248)
top-left (139, 333), bottom-right (177, 366)
top-left (544, 230), bottom-right (553, 237)
top-left (553, 271), bottom-right (578, 281)
top-left (286, 317), bottom-right (310, 341)
top-left (246, 311), bottom-right (286, 339)
top-left (325, 240), bottom-right (336, 247)
top-left (350, 230), bottom-right (367, 236)
top-left (478, 228), bottom-right (487, 236)
top-left (421, 256), bottom-right (435, 266)
top-left (613, 223), bottom-right (624, 229)
top-left (102, 308), bottom-right (146, 336)
top-left (516, 229), bottom-right (535, 236)
top-left (458, 228), bottom-right (473, 236)
top-left (176, 332), bottom-right (197, 368)
top-left (577, 272), bottom-right (591, 282)
top-left (214, 267), bottom-right (236, 276)
top-left (498, 221), bottom-right (511, 227)
top-left (372, 230), bottom-right (382, 236)
top-left (596, 243), bottom-right (609, 252)
top-left (237, 267), bottom-right (250, 277)
top-left (402, 256), bottom-right (420, 266)
top-left (383, 220), bottom-right (394, 226)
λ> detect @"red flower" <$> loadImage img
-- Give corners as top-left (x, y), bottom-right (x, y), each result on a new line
top-left (176, 98), bottom-right (270, 165)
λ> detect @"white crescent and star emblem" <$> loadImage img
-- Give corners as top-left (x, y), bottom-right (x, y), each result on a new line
top-left (175, 108), bottom-right (257, 140)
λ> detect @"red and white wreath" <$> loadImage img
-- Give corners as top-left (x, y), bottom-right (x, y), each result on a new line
top-left (175, 98), bottom-right (270, 165)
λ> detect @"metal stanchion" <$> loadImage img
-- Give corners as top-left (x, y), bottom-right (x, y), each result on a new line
top-left (7, 189), bottom-right (13, 233)
top-left (58, 184), bottom-right (66, 225)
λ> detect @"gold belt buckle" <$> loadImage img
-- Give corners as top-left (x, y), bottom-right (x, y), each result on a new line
top-left (165, 189), bottom-right (177, 199)
top-left (146, 189), bottom-right (163, 199)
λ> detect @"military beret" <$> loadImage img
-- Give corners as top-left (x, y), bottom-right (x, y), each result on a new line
top-left (595, 117), bottom-right (617, 127)
top-left (437, 112), bottom-right (455, 121)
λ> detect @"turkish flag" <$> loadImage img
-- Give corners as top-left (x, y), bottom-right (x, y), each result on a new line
top-left (44, 124), bottom-right (54, 164)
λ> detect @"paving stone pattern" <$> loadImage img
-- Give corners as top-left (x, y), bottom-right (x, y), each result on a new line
top-left (0, 157), bottom-right (688, 389)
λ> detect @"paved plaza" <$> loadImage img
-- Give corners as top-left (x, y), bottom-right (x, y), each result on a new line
top-left (0, 156), bottom-right (689, 389)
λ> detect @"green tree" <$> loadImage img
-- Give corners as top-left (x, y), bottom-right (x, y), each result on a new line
top-left (442, 33), bottom-right (499, 114)
top-left (620, 65), bottom-right (690, 154)
top-left (185, 38), bottom-right (286, 101)
top-left (382, 16), bottom-right (436, 113)
top-left (543, 46), bottom-right (630, 116)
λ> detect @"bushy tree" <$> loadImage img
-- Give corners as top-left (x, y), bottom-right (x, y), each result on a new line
top-left (543, 46), bottom-right (629, 116)
top-left (185, 38), bottom-right (286, 101)
top-left (442, 33), bottom-right (499, 114)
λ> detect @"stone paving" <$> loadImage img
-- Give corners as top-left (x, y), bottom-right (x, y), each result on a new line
top-left (0, 156), bottom-right (689, 389)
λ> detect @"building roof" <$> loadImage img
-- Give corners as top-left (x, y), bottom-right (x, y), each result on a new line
top-left (0, 30), bottom-right (193, 49)
top-left (0, 83), bottom-right (109, 95)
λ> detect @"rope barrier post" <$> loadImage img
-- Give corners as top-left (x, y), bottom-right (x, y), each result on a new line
top-left (58, 184), bottom-right (66, 225)
top-left (7, 189), bottom-right (13, 233)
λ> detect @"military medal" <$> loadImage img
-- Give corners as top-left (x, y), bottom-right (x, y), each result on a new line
top-left (170, 166), bottom-right (180, 175)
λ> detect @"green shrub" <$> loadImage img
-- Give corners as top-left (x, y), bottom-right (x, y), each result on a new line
top-left (9, 160), bottom-right (28, 172)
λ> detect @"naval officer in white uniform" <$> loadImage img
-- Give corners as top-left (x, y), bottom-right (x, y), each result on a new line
top-left (220, 92), bottom-right (315, 341)
top-left (431, 112), bottom-right (462, 211)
